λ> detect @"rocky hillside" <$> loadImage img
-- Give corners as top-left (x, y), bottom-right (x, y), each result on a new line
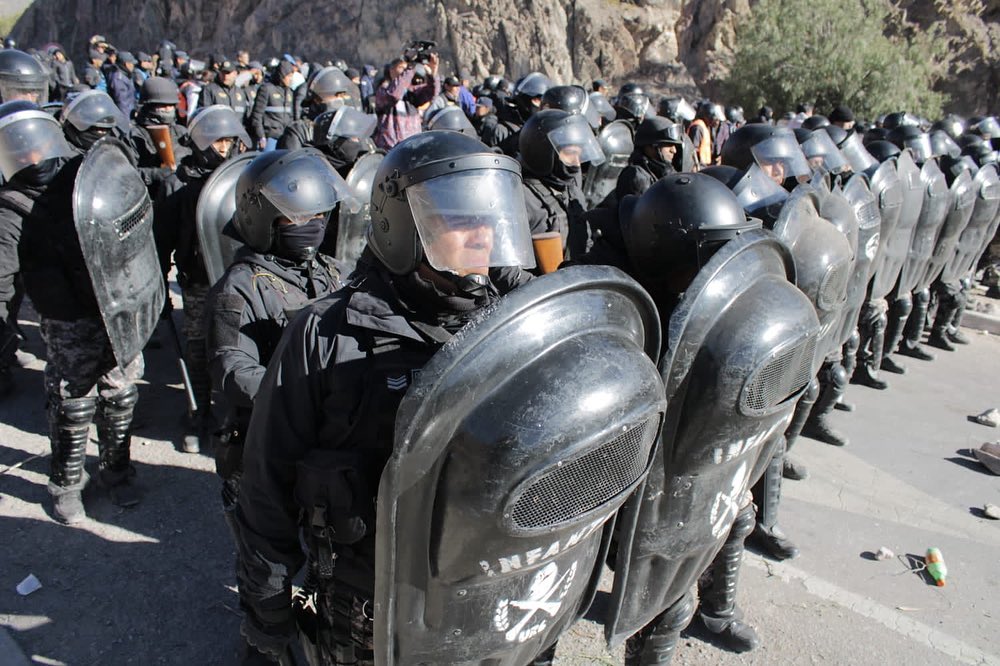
top-left (9, 0), bottom-right (1000, 113)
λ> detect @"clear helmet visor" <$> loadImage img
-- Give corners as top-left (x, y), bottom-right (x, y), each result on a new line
top-left (675, 98), bottom-right (696, 122)
top-left (0, 110), bottom-right (74, 179)
top-left (260, 153), bottom-right (358, 224)
top-left (751, 136), bottom-right (811, 183)
top-left (324, 106), bottom-right (377, 140)
top-left (977, 117), bottom-right (1000, 138)
top-left (0, 81), bottom-right (48, 105)
top-left (905, 134), bottom-right (933, 163)
top-left (839, 132), bottom-right (877, 174)
top-left (547, 122), bottom-right (605, 167)
top-left (800, 131), bottom-right (848, 174)
top-left (62, 90), bottom-right (128, 133)
top-left (588, 93), bottom-right (615, 123)
top-left (187, 105), bottom-right (252, 151)
top-left (735, 163), bottom-right (789, 214)
top-left (406, 169), bottom-right (536, 274)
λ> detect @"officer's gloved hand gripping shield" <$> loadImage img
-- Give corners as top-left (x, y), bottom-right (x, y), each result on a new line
top-left (375, 265), bottom-right (667, 665)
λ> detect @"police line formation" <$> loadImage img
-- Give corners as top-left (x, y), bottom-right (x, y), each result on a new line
top-left (0, 35), bottom-right (998, 666)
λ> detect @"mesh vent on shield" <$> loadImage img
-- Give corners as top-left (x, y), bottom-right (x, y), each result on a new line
top-left (743, 336), bottom-right (817, 415)
top-left (817, 261), bottom-right (849, 311)
top-left (856, 200), bottom-right (880, 229)
top-left (116, 195), bottom-right (152, 241)
top-left (508, 419), bottom-right (655, 531)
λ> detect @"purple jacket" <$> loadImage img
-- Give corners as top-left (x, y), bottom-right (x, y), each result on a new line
top-left (374, 68), bottom-right (440, 150)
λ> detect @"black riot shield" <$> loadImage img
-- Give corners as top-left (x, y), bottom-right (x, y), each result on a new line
top-left (835, 174), bottom-right (882, 345)
top-left (583, 120), bottom-right (633, 208)
top-left (871, 151), bottom-right (923, 300)
top-left (897, 159), bottom-right (950, 294)
top-left (943, 164), bottom-right (1000, 283)
top-left (866, 160), bottom-right (904, 296)
top-left (375, 265), bottom-right (666, 666)
top-left (73, 137), bottom-right (165, 368)
top-left (772, 185), bottom-right (855, 362)
top-left (920, 170), bottom-right (976, 289)
top-left (196, 151), bottom-right (258, 285)
top-left (604, 230), bottom-right (820, 647)
top-left (337, 151), bottom-right (382, 272)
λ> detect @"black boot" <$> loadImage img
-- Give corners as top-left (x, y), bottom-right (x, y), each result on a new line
top-left (697, 503), bottom-right (760, 652)
top-left (898, 288), bottom-right (935, 360)
top-left (884, 292), bottom-right (912, 357)
top-left (801, 362), bottom-right (850, 447)
top-left (97, 386), bottom-right (140, 507)
top-left (853, 299), bottom-right (887, 387)
top-left (881, 354), bottom-right (906, 375)
top-left (947, 285), bottom-right (971, 344)
top-left (927, 284), bottom-right (959, 350)
top-left (48, 396), bottom-right (96, 524)
top-left (782, 457), bottom-right (809, 480)
top-left (625, 593), bottom-right (695, 666)
top-left (836, 333), bottom-right (859, 408)
top-left (182, 338), bottom-right (214, 454)
top-left (749, 445), bottom-right (799, 560)
top-left (781, 379), bottom-right (818, 479)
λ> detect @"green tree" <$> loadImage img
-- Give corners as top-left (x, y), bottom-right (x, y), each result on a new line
top-left (720, 0), bottom-right (949, 119)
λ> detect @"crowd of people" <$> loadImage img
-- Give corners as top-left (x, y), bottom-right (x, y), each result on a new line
top-left (0, 32), bottom-right (999, 666)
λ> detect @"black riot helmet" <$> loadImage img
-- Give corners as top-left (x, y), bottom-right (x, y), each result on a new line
top-left (615, 83), bottom-right (650, 123)
top-left (512, 71), bottom-right (552, 118)
top-left (0, 101), bottom-right (74, 180)
top-left (3, 37), bottom-right (16, 50)
top-left (725, 105), bottom-right (745, 125)
top-left (721, 123), bottom-right (811, 189)
top-left (882, 111), bottom-right (921, 131)
top-left (588, 92), bottom-right (616, 127)
top-left (0, 49), bottom-right (49, 104)
top-left (367, 130), bottom-right (536, 276)
top-left (960, 136), bottom-right (998, 167)
top-left (969, 116), bottom-right (1000, 140)
top-left (518, 109), bottom-right (605, 178)
top-left (312, 106), bottom-right (377, 154)
top-left (307, 66), bottom-right (360, 112)
top-left (866, 139), bottom-right (901, 163)
top-left (186, 105), bottom-right (252, 166)
top-left (888, 125), bottom-right (932, 164)
top-left (701, 163), bottom-right (789, 226)
top-left (928, 129), bottom-right (961, 159)
top-left (621, 173), bottom-right (760, 294)
top-left (800, 114), bottom-right (830, 130)
top-left (658, 96), bottom-right (696, 123)
top-left (542, 85), bottom-right (588, 114)
top-left (796, 127), bottom-right (848, 174)
top-left (423, 106), bottom-right (477, 136)
top-left (139, 76), bottom-right (180, 106)
top-left (938, 152), bottom-right (978, 183)
top-left (931, 114), bottom-right (965, 140)
top-left (60, 89), bottom-right (127, 150)
top-left (825, 125), bottom-right (879, 176)
top-left (634, 116), bottom-right (684, 148)
top-left (234, 148), bottom-right (357, 254)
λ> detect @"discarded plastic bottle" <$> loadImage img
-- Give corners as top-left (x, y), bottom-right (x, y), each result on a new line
top-left (926, 547), bottom-right (947, 587)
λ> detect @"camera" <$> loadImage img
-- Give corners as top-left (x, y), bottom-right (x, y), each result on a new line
top-left (403, 40), bottom-right (437, 65)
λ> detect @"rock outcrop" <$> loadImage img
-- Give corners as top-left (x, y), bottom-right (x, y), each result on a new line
top-left (9, 0), bottom-right (1000, 113)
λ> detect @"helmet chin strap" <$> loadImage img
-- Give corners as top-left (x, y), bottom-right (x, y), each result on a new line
top-left (417, 263), bottom-right (493, 299)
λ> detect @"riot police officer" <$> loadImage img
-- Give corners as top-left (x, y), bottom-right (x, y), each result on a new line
top-left (613, 82), bottom-right (650, 132)
top-left (205, 148), bottom-right (349, 541)
top-left (615, 116), bottom-right (684, 199)
top-left (277, 66), bottom-right (360, 150)
top-left (60, 89), bottom-right (129, 152)
top-left (129, 76), bottom-right (193, 199)
top-left (233, 131), bottom-right (536, 664)
top-left (518, 109), bottom-right (604, 258)
top-left (0, 48), bottom-right (50, 104)
top-left (154, 105), bottom-right (252, 453)
top-left (481, 71), bottom-right (552, 156)
top-left (2, 101), bottom-right (157, 522)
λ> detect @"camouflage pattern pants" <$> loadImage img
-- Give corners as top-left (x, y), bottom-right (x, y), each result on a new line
top-left (40, 317), bottom-right (144, 401)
